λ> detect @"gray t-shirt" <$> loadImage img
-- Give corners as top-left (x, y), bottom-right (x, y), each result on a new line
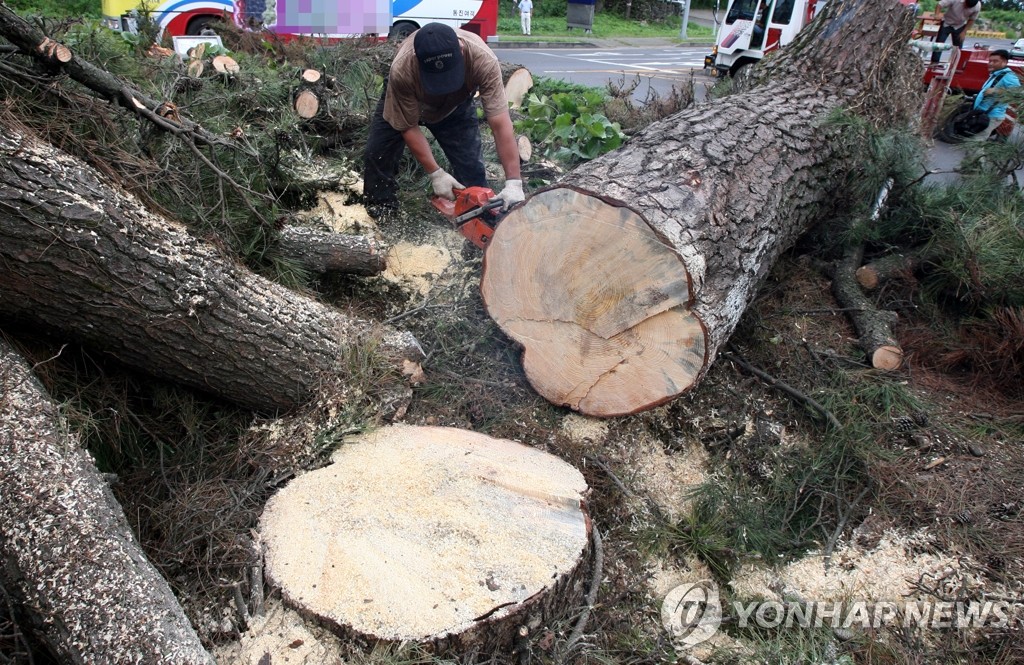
top-left (938, 0), bottom-right (980, 29)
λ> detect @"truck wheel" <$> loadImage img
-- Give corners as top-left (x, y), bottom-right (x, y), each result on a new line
top-left (389, 21), bottom-right (417, 41)
top-left (729, 61), bottom-right (752, 78)
top-left (185, 16), bottom-right (218, 36)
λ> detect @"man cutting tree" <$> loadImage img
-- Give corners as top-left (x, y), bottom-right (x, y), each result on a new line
top-left (362, 23), bottom-right (525, 221)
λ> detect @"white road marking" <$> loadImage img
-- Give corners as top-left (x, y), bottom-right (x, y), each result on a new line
top-left (530, 49), bottom-right (708, 72)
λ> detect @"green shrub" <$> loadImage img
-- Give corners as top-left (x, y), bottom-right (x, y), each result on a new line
top-left (515, 89), bottom-right (625, 163)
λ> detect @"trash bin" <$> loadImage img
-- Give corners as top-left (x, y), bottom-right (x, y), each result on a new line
top-left (567, 0), bottom-right (595, 33)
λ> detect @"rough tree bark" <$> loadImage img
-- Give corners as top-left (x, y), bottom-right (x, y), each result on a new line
top-left (276, 226), bottom-right (388, 276)
top-left (0, 338), bottom-right (213, 664)
top-left (482, 0), bottom-right (922, 417)
top-left (0, 122), bottom-right (423, 412)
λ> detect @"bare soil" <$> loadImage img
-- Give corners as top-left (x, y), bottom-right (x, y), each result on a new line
top-left (209, 189), bottom-right (1024, 663)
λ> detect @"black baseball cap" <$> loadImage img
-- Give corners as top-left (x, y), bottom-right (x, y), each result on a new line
top-left (414, 23), bottom-right (465, 95)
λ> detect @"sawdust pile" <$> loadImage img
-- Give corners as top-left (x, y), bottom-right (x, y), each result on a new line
top-left (211, 598), bottom-right (341, 665)
top-left (559, 413), bottom-right (609, 444)
top-left (382, 240), bottom-right (456, 297)
top-left (300, 192), bottom-right (377, 236)
top-left (730, 528), bottom-right (983, 603)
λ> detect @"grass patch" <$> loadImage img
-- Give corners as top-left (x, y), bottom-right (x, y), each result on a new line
top-left (6, 0), bottom-right (100, 18)
top-left (497, 14), bottom-right (714, 39)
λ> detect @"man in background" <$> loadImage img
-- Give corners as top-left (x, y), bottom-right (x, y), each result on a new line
top-left (968, 48), bottom-right (1020, 141)
top-left (931, 0), bottom-right (981, 64)
top-left (518, 0), bottom-right (533, 36)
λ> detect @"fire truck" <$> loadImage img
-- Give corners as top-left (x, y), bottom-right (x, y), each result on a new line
top-left (101, 0), bottom-right (498, 41)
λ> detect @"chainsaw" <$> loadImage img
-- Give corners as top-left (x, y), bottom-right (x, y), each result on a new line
top-left (430, 186), bottom-right (504, 250)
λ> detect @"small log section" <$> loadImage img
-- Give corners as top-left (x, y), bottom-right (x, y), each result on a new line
top-left (482, 0), bottom-right (921, 416)
top-left (0, 124), bottom-right (423, 412)
top-left (833, 247), bottom-right (904, 370)
top-left (276, 226), bottom-right (387, 276)
top-left (0, 338), bottom-right (213, 664)
top-left (500, 63), bottom-right (534, 109)
top-left (293, 68), bottom-right (340, 119)
top-left (260, 425), bottom-right (592, 655)
top-left (856, 250), bottom-right (930, 290)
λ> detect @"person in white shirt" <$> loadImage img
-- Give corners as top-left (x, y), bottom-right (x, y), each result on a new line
top-left (518, 0), bottom-right (533, 35)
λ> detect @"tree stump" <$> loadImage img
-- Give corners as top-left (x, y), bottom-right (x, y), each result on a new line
top-left (260, 425), bottom-right (592, 656)
top-left (481, 0), bottom-right (921, 417)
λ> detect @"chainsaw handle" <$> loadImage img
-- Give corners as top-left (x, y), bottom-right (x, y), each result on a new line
top-left (453, 198), bottom-right (504, 224)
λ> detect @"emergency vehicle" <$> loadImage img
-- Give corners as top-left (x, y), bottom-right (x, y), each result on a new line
top-left (101, 0), bottom-right (498, 41)
top-left (703, 0), bottom-right (821, 77)
top-left (703, 0), bottom-right (930, 78)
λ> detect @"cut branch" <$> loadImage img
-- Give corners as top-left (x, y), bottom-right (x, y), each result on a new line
top-left (0, 5), bottom-right (242, 152)
top-left (855, 248), bottom-right (935, 290)
top-left (832, 245), bottom-right (905, 370)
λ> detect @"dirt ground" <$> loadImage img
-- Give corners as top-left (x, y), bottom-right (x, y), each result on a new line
top-left (208, 187), bottom-right (1024, 664)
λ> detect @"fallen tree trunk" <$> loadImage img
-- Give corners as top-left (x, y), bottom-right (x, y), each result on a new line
top-left (0, 337), bottom-right (213, 664)
top-left (276, 226), bottom-right (387, 276)
top-left (482, 0), bottom-right (921, 416)
top-left (0, 122), bottom-right (423, 412)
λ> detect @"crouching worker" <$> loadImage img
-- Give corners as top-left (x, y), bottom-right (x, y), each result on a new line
top-left (967, 49), bottom-right (1021, 142)
top-left (363, 23), bottom-right (525, 221)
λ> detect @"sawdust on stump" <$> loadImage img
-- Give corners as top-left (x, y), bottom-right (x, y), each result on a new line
top-left (258, 425), bottom-right (592, 654)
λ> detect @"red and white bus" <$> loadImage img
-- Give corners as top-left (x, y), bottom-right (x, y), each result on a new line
top-left (101, 0), bottom-right (498, 41)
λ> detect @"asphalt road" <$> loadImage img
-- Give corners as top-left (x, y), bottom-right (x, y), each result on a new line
top-left (493, 45), bottom-right (715, 101)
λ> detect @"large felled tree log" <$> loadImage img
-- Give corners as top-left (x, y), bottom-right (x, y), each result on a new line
top-left (482, 0), bottom-right (921, 417)
top-left (0, 337), bottom-right (213, 664)
top-left (0, 122), bottom-right (423, 412)
top-left (260, 425), bottom-right (592, 655)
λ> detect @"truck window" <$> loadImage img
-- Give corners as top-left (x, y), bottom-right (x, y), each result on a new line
top-left (770, 0), bottom-right (796, 24)
top-left (726, 0), bottom-right (759, 24)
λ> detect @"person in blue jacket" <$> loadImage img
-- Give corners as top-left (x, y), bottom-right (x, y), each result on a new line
top-left (969, 49), bottom-right (1021, 141)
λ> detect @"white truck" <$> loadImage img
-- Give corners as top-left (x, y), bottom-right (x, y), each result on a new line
top-left (703, 0), bottom-right (822, 77)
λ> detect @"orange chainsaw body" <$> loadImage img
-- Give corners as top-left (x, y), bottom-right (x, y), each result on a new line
top-left (430, 186), bottom-right (502, 249)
